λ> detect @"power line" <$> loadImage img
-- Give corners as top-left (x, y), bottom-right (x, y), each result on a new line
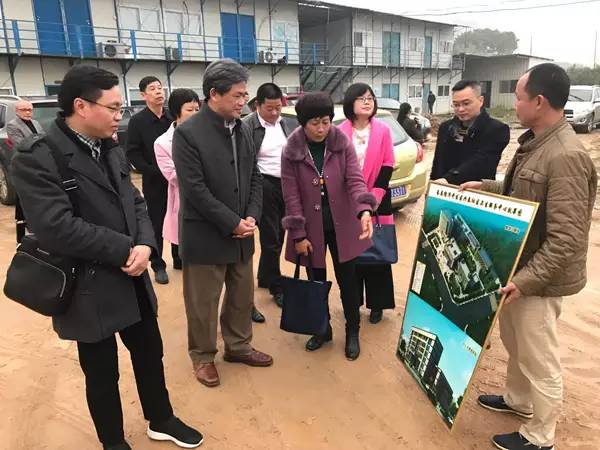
top-left (401, 0), bottom-right (600, 17)
top-left (399, 0), bottom-right (536, 15)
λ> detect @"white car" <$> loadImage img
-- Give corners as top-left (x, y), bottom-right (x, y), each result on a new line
top-left (376, 97), bottom-right (431, 139)
top-left (564, 85), bottom-right (600, 133)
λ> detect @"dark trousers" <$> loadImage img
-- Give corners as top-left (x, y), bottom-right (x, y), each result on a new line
top-left (144, 177), bottom-right (180, 271)
top-left (312, 230), bottom-right (360, 331)
top-left (77, 280), bottom-right (173, 446)
top-left (356, 264), bottom-right (395, 311)
top-left (428, 103), bottom-right (434, 114)
top-left (257, 175), bottom-right (285, 294)
top-left (15, 196), bottom-right (26, 243)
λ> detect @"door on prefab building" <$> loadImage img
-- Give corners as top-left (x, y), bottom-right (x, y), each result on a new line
top-left (383, 31), bottom-right (400, 66)
top-left (64, 0), bottom-right (96, 57)
top-left (423, 36), bottom-right (433, 68)
top-left (33, 0), bottom-right (66, 55)
top-left (422, 83), bottom-right (431, 112)
top-left (33, 0), bottom-right (95, 57)
top-left (220, 13), bottom-right (256, 63)
top-left (382, 83), bottom-right (400, 100)
top-left (480, 81), bottom-right (492, 108)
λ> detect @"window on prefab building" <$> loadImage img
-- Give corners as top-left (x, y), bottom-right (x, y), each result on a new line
top-left (437, 85), bottom-right (450, 96)
top-left (165, 11), bottom-right (202, 34)
top-left (499, 80), bottom-right (518, 94)
top-left (440, 41), bottom-right (452, 53)
top-left (119, 6), bottom-right (160, 32)
top-left (409, 85), bottom-right (423, 98)
top-left (354, 32), bottom-right (363, 47)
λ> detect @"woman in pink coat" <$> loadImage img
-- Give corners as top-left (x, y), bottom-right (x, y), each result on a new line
top-left (339, 83), bottom-right (396, 324)
top-left (154, 88), bottom-right (200, 249)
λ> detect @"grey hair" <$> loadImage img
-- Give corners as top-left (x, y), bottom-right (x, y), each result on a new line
top-left (202, 58), bottom-right (249, 99)
top-left (452, 80), bottom-right (482, 96)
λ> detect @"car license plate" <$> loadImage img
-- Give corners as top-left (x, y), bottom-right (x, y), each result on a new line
top-left (391, 186), bottom-right (407, 198)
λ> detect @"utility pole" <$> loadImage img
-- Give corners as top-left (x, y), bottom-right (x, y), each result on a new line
top-left (529, 35), bottom-right (533, 55)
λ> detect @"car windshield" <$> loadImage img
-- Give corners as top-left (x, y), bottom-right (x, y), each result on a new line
top-left (377, 98), bottom-right (401, 110)
top-left (332, 114), bottom-right (409, 146)
top-left (32, 104), bottom-right (61, 131)
top-left (569, 89), bottom-right (593, 102)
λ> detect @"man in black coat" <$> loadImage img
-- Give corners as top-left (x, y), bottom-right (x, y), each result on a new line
top-left (243, 83), bottom-right (298, 319)
top-left (11, 65), bottom-right (202, 450)
top-left (126, 76), bottom-right (174, 285)
top-left (431, 80), bottom-right (510, 185)
top-left (173, 59), bottom-right (273, 388)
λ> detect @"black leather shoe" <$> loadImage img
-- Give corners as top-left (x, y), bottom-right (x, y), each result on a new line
top-left (305, 324), bottom-right (332, 351)
top-left (155, 269), bottom-right (169, 285)
top-left (273, 292), bottom-right (284, 308)
top-left (251, 306), bottom-right (265, 323)
top-left (369, 309), bottom-right (383, 324)
top-left (345, 327), bottom-right (360, 360)
top-left (173, 259), bottom-right (182, 270)
top-left (104, 442), bottom-right (131, 450)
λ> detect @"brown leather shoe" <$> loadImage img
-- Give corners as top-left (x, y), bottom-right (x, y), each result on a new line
top-left (193, 362), bottom-right (220, 387)
top-left (223, 348), bottom-right (273, 367)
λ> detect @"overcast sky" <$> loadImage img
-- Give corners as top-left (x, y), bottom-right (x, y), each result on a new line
top-left (330, 0), bottom-right (599, 66)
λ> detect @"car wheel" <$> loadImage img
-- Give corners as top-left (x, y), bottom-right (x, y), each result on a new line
top-left (588, 115), bottom-right (595, 133)
top-left (0, 161), bottom-right (16, 205)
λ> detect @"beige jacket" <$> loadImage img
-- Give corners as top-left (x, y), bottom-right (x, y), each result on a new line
top-left (482, 118), bottom-right (597, 297)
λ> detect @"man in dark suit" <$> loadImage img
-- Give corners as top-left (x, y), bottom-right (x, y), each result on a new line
top-left (11, 65), bottom-right (202, 450)
top-left (243, 83), bottom-right (297, 320)
top-left (431, 80), bottom-right (510, 185)
top-left (173, 59), bottom-right (273, 388)
top-left (126, 76), bottom-right (174, 284)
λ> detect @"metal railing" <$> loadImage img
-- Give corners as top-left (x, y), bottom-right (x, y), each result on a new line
top-left (0, 19), bottom-right (453, 70)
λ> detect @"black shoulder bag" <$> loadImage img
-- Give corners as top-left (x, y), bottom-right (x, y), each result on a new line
top-left (4, 143), bottom-right (79, 316)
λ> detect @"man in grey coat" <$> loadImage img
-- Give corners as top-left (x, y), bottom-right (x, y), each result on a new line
top-left (11, 65), bottom-right (202, 450)
top-left (173, 59), bottom-right (273, 388)
top-left (6, 100), bottom-right (43, 147)
top-left (7, 100), bottom-right (44, 242)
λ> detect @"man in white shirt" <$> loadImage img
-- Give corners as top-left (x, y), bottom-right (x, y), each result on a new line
top-left (243, 83), bottom-right (298, 321)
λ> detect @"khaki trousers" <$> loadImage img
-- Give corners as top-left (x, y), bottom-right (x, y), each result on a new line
top-left (500, 295), bottom-right (563, 447)
top-left (183, 260), bottom-right (254, 364)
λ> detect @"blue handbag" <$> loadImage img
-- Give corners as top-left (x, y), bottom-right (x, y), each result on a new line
top-left (356, 213), bottom-right (398, 264)
top-left (280, 255), bottom-right (332, 336)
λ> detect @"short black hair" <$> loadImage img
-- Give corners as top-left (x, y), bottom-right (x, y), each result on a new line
top-left (524, 63), bottom-right (570, 110)
top-left (203, 58), bottom-right (249, 99)
top-left (256, 83), bottom-right (283, 104)
top-left (58, 65), bottom-right (120, 117)
top-left (168, 88), bottom-right (200, 118)
top-left (139, 76), bottom-right (161, 92)
top-left (295, 92), bottom-right (334, 127)
top-left (452, 80), bottom-right (481, 95)
top-left (343, 82), bottom-right (377, 121)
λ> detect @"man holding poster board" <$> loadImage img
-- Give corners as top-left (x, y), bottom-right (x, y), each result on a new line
top-left (462, 63), bottom-right (597, 450)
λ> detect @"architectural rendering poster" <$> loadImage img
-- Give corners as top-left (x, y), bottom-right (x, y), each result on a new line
top-left (397, 182), bottom-right (538, 429)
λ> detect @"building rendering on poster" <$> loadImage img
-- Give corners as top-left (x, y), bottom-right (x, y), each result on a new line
top-left (397, 182), bottom-right (538, 428)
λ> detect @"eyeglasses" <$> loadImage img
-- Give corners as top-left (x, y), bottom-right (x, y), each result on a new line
top-left (17, 108), bottom-right (33, 112)
top-left (356, 96), bottom-right (375, 104)
top-left (81, 98), bottom-right (124, 115)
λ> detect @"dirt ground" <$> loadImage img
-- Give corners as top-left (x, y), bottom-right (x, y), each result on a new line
top-left (0, 129), bottom-right (599, 450)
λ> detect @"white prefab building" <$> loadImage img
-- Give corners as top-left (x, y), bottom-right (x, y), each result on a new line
top-left (461, 53), bottom-right (553, 109)
top-left (0, 0), bottom-right (462, 112)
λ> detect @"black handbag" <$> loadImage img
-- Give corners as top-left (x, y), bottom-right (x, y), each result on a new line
top-left (3, 142), bottom-right (79, 316)
top-left (280, 255), bottom-right (332, 336)
top-left (356, 213), bottom-right (398, 264)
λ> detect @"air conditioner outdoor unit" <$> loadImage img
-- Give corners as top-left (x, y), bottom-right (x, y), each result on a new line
top-left (167, 46), bottom-right (182, 61)
top-left (98, 41), bottom-right (133, 59)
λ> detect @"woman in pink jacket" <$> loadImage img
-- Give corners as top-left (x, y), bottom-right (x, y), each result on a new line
top-left (154, 88), bottom-right (200, 252)
top-left (339, 83), bottom-right (396, 324)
